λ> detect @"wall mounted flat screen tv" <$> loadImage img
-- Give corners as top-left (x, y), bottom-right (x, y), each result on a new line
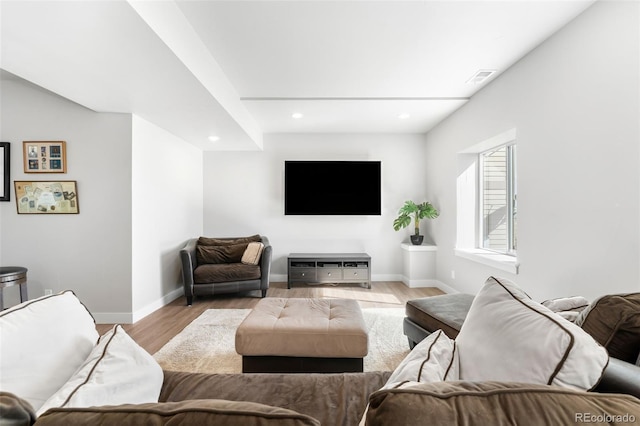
top-left (284, 160), bottom-right (382, 215)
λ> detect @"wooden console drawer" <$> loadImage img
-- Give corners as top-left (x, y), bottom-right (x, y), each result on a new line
top-left (317, 268), bottom-right (342, 281)
top-left (342, 268), bottom-right (369, 281)
top-left (289, 268), bottom-right (317, 281)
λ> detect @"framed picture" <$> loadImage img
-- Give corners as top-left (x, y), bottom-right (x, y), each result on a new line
top-left (0, 142), bottom-right (9, 202)
top-left (14, 180), bottom-right (79, 214)
top-left (22, 141), bottom-right (67, 173)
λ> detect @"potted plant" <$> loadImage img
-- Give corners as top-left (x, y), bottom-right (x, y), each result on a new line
top-left (393, 200), bottom-right (439, 245)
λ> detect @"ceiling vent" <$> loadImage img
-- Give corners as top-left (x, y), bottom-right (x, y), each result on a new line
top-left (466, 69), bottom-right (497, 84)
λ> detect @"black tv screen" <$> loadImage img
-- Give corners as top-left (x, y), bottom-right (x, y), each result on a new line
top-left (284, 160), bottom-right (382, 215)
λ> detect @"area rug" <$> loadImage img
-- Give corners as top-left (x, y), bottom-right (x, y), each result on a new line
top-left (153, 307), bottom-right (409, 373)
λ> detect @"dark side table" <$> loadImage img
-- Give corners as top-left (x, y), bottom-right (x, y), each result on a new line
top-left (0, 267), bottom-right (28, 310)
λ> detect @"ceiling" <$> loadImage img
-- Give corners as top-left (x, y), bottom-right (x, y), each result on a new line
top-left (0, 0), bottom-right (595, 151)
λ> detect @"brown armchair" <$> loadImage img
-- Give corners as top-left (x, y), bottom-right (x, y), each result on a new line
top-left (180, 235), bottom-right (272, 305)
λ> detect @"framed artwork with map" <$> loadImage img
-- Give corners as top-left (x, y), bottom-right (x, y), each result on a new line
top-left (14, 181), bottom-right (79, 214)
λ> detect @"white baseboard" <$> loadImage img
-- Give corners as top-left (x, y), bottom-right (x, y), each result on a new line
top-left (401, 277), bottom-right (459, 294)
top-left (434, 281), bottom-right (459, 294)
top-left (401, 276), bottom-right (439, 288)
top-left (93, 287), bottom-right (184, 325)
top-left (270, 273), bottom-right (288, 283)
top-left (273, 274), bottom-right (410, 285)
top-left (273, 273), bottom-right (452, 290)
top-left (372, 274), bottom-right (402, 282)
top-left (132, 287), bottom-right (184, 323)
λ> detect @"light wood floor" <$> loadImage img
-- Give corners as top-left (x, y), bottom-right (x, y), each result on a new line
top-left (96, 281), bottom-right (443, 355)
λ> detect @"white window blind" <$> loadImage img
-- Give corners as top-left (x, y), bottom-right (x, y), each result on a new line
top-left (480, 144), bottom-right (517, 254)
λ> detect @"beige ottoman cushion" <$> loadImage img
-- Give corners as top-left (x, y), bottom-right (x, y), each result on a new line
top-left (236, 298), bottom-right (368, 358)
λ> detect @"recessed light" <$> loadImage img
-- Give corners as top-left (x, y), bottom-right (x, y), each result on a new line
top-left (291, 112), bottom-right (304, 119)
top-left (208, 136), bottom-right (220, 142)
top-left (398, 113), bottom-right (411, 120)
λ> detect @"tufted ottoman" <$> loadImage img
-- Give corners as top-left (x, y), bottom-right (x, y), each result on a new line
top-left (235, 298), bottom-right (368, 373)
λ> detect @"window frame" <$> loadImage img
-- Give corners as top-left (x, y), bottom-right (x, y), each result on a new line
top-left (455, 128), bottom-right (519, 274)
top-left (478, 143), bottom-right (517, 256)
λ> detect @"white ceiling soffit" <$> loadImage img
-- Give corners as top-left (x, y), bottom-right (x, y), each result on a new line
top-left (0, 0), bottom-right (261, 151)
top-left (0, 1), bottom-right (596, 151)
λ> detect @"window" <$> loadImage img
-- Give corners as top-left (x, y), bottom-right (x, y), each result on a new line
top-left (455, 128), bottom-right (519, 274)
top-left (480, 144), bottom-right (517, 255)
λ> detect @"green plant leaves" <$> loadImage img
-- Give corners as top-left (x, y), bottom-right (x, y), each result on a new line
top-left (393, 214), bottom-right (412, 231)
top-left (416, 202), bottom-right (439, 220)
top-left (392, 200), bottom-right (439, 232)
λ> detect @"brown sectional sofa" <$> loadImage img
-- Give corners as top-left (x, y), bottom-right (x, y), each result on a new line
top-left (12, 366), bottom-right (640, 426)
top-left (4, 371), bottom-right (390, 426)
top-left (3, 283), bottom-right (640, 426)
top-left (403, 290), bottom-right (640, 399)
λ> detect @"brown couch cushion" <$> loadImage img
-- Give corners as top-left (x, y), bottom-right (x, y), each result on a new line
top-left (405, 293), bottom-right (474, 338)
top-left (198, 235), bottom-right (261, 246)
top-left (365, 381), bottom-right (640, 426)
top-left (0, 392), bottom-right (36, 426)
top-left (576, 293), bottom-right (640, 363)
top-left (196, 243), bottom-right (247, 265)
top-left (193, 263), bottom-right (261, 284)
top-left (34, 400), bottom-right (319, 426)
top-left (160, 370), bottom-right (391, 426)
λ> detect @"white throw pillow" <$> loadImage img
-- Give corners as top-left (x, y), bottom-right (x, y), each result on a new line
top-left (455, 276), bottom-right (608, 391)
top-left (37, 325), bottom-right (164, 416)
top-left (384, 329), bottom-right (458, 389)
top-left (541, 296), bottom-right (589, 314)
top-left (0, 291), bottom-right (99, 412)
top-left (360, 330), bottom-right (458, 426)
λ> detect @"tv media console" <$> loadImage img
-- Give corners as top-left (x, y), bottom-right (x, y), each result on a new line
top-left (287, 253), bottom-right (371, 289)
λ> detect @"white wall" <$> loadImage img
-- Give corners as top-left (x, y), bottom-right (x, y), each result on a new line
top-left (3, 1), bottom-right (635, 320)
top-left (0, 78), bottom-right (203, 322)
top-left (0, 77), bottom-right (134, 316)
top-left (131, 115), bottom-right (203, 320)
top-left (424, 1), bottom-right (640, 301)
top-left (203, 133), bottom-right (434, 281)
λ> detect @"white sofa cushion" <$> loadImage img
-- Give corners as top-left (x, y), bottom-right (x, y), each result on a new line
top-left (360, 330), bottom-right (458, 426)
top-left (455, 276), bottom-right (608, 390)
top-left (37, 325), bottom-right (163, 416)
top-left (384, 329), bottom-right (458, 389)
top-left (0, 291), bottom-right (99, 412)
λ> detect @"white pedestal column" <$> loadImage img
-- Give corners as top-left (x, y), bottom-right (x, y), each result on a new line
top-left (401, 243), bottom-right (438, 288)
